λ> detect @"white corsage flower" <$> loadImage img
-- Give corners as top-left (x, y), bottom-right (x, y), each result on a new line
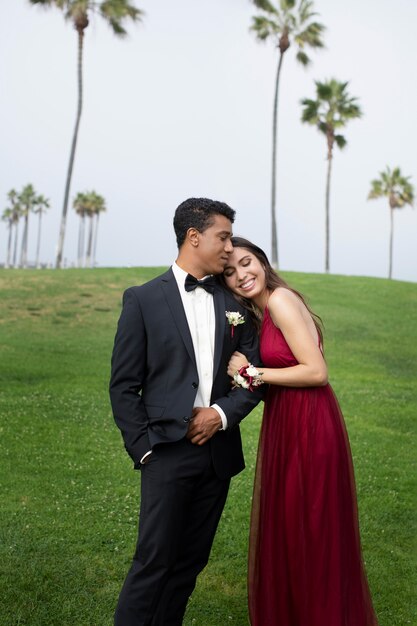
top-left (245, 364), bottom-right (259, 377)
top-left (225, 311), bottom-right (245, 337)
top-left (233, 373), bottom-right (250, 389)
top-left (233, 364), bottom-right (264, 392)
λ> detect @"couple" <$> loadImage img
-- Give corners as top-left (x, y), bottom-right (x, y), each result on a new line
top-left (109, 197), bottom-right (379, 625)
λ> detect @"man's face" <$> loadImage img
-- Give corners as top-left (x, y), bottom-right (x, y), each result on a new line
top-left (195, 214), bottom-right (233, 275)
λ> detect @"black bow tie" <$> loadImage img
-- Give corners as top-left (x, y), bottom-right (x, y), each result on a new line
top-left (184, 274), bottom-right (217, 294)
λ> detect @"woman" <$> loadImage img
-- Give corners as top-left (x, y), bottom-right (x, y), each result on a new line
top-left (222, 237), bottom-right (379, 626)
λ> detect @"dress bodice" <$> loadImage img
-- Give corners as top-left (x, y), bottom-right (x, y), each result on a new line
top-left (260, 306), bottom-right (299, 368)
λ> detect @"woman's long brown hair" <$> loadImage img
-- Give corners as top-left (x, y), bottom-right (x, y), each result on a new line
top-left (220, 236), bottom-right (324, 344)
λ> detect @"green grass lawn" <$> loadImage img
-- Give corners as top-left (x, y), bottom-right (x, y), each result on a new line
top-left (0, 268), bottom-right (416, 626)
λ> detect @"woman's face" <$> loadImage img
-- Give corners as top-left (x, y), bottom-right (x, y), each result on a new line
top-left (223, 247), bottom-right (267, 302)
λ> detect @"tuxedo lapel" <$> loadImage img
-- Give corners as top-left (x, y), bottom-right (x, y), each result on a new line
top-left (160, 269), bottom-right (196, 367)
top-left (213, 286), bottom-right (226, 380)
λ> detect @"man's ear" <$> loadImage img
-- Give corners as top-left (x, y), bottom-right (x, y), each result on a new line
top-left (187, 227), bottom-right (200, 247)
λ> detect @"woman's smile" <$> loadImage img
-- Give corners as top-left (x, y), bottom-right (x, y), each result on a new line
top-left (239, 277), bottom-right (256, 291)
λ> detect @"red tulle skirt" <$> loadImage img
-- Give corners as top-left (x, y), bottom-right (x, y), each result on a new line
top-left (248, 309), bottom-right (379, 625)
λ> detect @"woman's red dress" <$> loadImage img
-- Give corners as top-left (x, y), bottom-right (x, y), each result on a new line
top-left (248, 307), bottom-right (378, 625)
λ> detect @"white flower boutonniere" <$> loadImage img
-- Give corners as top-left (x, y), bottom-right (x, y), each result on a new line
top-left (225, 311), bottom-right (245, 338)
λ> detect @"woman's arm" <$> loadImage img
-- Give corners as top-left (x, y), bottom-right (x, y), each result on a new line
top-left (227, 289), bottom-right (328, 388)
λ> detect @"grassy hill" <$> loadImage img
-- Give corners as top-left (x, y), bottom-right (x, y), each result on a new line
top-left (0, 268), bottom-right (416, 625)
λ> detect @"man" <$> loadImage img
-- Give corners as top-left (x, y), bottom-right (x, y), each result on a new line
top-left (109, 197), bottom-right (262, 625)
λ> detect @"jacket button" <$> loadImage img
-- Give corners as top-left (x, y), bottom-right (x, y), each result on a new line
top-left (183, 416), bottom-right (190, 423)
top-left (192, 382), bottom-right (198, 389)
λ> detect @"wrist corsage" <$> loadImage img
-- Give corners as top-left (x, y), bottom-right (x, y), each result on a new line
top-left (233, 364), bottom-right (264, 392)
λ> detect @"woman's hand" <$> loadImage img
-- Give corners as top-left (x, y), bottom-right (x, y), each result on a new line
top-left (227, 351), bottom-right (249, 377)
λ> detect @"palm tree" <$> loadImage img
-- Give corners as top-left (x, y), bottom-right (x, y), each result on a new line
top-left (73, 190), bottom-right (106, 267)
top-left (300, 79), bottom-right (362, 272)
top-left (29, 0), bottom-right (143, 269)
top-left (33, 194), bottom-right (51, 268)
top-left (250, 0), bottom-right (325, 268)
top-left (368, 167), bottom-right (414, 279)
top-left (19, 184), bottom-right (38, 268)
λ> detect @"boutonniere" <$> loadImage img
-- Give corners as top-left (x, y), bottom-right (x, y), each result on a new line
top-left (225, 311), bottom-right (245, 337)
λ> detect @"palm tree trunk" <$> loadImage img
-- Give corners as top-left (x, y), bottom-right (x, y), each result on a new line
top-left (36, 212), bottom-right (42, 269)
top-left (389, 206), bottom-right (394, 279)
top-left (13, 221), bottom-right (19, 268)
top-left (81, 215), bottom-right (86, 267)
top-left (77, 215), bottom-right (84, 267)
top-left (6, 222), bottom-right (12, 268)
top-left (92, 213), bottom-right (100, 267)
top-left (20, 213), bottom-right (29, 268)
top-left (325, 136), bottom-right (334, 273)
top-left (270, 51), bottom-right (285, 270)
top-left (325, 157), bottom-right (332, 273)
top-left (56, 28), bottom-right (84, 269)
top-left (86, 216), bottom-right (94, 268)
top-left (77, 217), bottom-right (81, 267)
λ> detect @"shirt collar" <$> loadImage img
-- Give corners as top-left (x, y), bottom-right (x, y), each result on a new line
top-left (172, 261), bottom-right (188, 290)
top-left (172, 261), bottom-right (214, 292)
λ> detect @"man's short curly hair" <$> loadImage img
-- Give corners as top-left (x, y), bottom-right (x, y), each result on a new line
top-left (173, 197), bottom-right (235, 248)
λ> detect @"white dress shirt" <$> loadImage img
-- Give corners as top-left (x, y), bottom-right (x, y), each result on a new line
top-left (172, 262), bottom-right (227, 429)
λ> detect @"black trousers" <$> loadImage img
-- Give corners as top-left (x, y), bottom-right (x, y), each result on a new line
top-left (114, 438), bottom-right (231, 626)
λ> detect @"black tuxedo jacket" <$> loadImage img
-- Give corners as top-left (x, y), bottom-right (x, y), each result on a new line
top-left (109, 267), bottom-right (262, 479)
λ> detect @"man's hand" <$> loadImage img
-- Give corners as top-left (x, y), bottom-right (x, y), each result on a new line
top-left (186, 407), bottom-right (222, 445)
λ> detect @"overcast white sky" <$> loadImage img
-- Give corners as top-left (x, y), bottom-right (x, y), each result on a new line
top-left (1, 0), bottom-right (416, 282)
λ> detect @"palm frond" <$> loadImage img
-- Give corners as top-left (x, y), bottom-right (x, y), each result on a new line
top-left (298, 0), bottom-right (318, 23)
top-left (317, 120), bottom-right (328, 136)
top-left (334, 134), bottom-right (346, 149)
top-left (1, 208), bottom-right (13, 222)
top-left (315, 80), bottom-right (333, 101)
top-left (296, 50), bottom-right (310, 66)
top-left (295, 22), bottom-right (325, 48)
top-left (339, 101), bottom-right (362, 120)
top-left (100, 0), bottom-right (143, 35)
top-left (368, 179), bottom-right (383, 200)
top-left (30, 0), bottom-right (67, 6)
top-left (250, 15), bottom-right (280, 40)
top-left (300, 98), bottom-right (319, 123)
top-left (252, 0), bottom-right (278, 15)
top-left (280, 0), bottom-right (296, 11)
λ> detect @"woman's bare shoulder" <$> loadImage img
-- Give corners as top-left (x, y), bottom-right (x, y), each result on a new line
top-left (268, 287), bottom-right (302, 309)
